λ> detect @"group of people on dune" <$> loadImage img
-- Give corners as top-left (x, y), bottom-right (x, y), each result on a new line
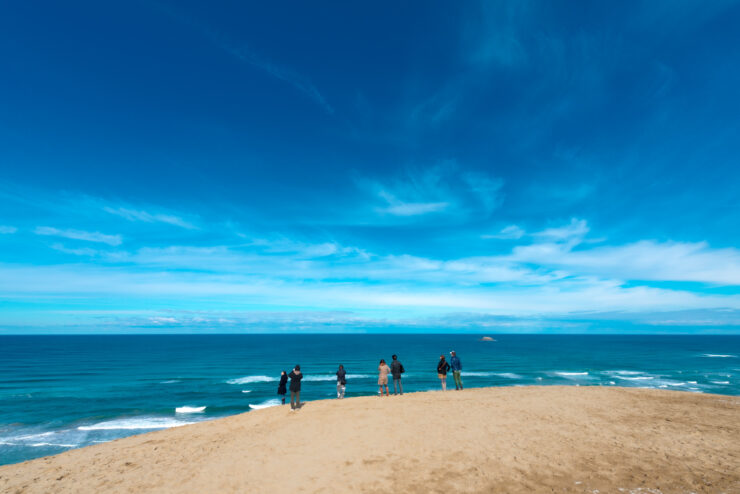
top-left (275, 351), bottom-right (463, 410)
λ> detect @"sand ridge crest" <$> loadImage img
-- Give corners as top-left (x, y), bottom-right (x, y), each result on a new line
top-left (1, 386), bottom-right (739, 493)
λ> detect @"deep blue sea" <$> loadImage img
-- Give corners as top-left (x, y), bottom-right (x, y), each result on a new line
top-left (1, 334), bottom-right (739, 466)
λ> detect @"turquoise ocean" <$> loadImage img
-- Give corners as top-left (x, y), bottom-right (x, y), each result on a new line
top-left (1, 334), bottom-right (739, 466)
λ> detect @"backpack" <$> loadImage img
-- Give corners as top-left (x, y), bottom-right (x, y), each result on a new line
top-left (399, 364), bottom-right (405, 374)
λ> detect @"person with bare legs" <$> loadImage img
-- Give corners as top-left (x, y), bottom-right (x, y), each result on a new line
top-left (437, 354), bottom-right (450, 391)
top-left (377, 359), bottom-right (391, 397)
top-left (336, 364), bottom-right (346, 399)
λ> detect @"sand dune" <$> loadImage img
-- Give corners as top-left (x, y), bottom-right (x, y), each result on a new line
top-left (1, 386), bottom-right (739, 493)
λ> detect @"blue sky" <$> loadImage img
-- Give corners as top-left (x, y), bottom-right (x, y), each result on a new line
top-left (1, 1), bottom-right (739, 333)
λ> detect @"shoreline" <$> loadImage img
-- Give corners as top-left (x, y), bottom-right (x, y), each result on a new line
top-left (1, 386), bottom-right (739, 493)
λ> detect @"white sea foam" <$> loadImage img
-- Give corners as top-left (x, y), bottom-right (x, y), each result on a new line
top-left (175, 406), bottom-right (206, 414)
top-left (227, 375), bottom-right (276, 384)
top-left (703, 354), bottom-right (737, 358)
top-left (241, 390), bottom-right (252, 393)
top-left (78, 417), bottom-right (196, 431)
top-left (711, 381), bottom-right (730, 385)
top-left (301, 375), bottom-right (337, 382)
top-left (160, 380), bottom-right (181, 384)
top-left (16, 431), bottom-right (56, 440)
top-left (249, 399), bottom-right (281, 410)
top-left (614, 376), bottom-right (654, 381)
top-left (554, 372), bottom-right (589, 377)
top-left (304, 374), bottom-right (372, 381)
top-left (493, 372), bottom-right (523, 379)
top-left (29, 442), bottom-right (77, 448)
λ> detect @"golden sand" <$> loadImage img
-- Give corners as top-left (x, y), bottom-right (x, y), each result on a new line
top-left (1, 386), bottom-right (739, 493)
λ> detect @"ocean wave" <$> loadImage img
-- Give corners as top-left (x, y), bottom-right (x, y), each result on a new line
top-left (614, 376), bottom-right (654, 381)
top-left (78, 417), bottom-right (197, 431)
top-left (227, 375), bottom-right (276, 384)
top-left (459, 372), bottom-right (522, 379)
top-left (29, 442), bottom-right (77, 448)
top-left (711, 381), bottom-right (730, 385)
top-left (241, 390), bottom-right (252, 393)
top-left (702, 354), bottom-right (737, 358)
top-left (553, 372), bottom-right (589, 377)
top-left (160, 380), bottom-right (181, 384)
top-left (493, 372), bottom-right (523, 379)
top-left (175, 406), bottom-right (206, 414)
top-left (249, 399), bottom-right (281, 410)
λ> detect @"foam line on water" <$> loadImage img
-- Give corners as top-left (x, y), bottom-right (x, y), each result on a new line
top-left (227, 375), bottom-right (276, 384)
top-left (249, 399), bottom-right (281, 410)
top-left (175, 406), bottom-right (206, 413)
top-left (78, 417), bottom-right (197, 431)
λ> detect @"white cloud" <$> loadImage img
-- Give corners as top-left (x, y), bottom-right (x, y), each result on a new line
top-left (152, 2), bottom-right (333, 114)
top-left (377, 190), bottom-right (449, 216)
top-left (34, 226), bottom-right (122, 246)
top-left (363, 165), bottom-right (503, 219)
top-left (483, 224), bottom-right (525, 240)
top-left (103, 207), bottom-right (198, 230)
top-left (513, 240), bottom-right (740, 285)
top-left (0, 225), bottom-right (17, 234)
top-left (531, 218), bottom-right (589, 242)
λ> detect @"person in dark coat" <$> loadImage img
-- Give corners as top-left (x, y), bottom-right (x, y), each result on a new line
top-left (288, 365), bottom-right (303, 410)
top-left (437, 355), bottom-right (450, 391)
top-left (336, 364), bottom-right (346, 399)
top-left (277, 370), bottom-right (288, 404)
top-left (390, 354), bottom-right (404, 395)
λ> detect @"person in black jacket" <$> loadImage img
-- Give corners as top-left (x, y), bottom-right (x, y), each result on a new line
top-left (336, 364), bottom-right (346, 399)
top-left (437, 355), bottom-right (450, 391)
top-left (390, 354), bottom-right (404, 395)
top-left (277, 370), bottom-right (288, 404)
top-left (288, 365), bottom-right (303, 410)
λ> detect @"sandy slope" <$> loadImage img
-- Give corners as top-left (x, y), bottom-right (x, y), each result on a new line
top-left (1, 386), bottom-right (739, 494)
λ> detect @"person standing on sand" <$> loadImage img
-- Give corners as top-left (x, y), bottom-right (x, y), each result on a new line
top-left (390, 354), bottom-right (404, 395)
top-left (437, 355), bottom-right (450, 391)
top-left (377, 359), bottom-right (391, 396)
top-left (450, 351), bottom-right (463, 390)
top-left (277, 370), bottom-right (288, 404)
top-left (288, 365), bottom-right (303, 411)
top-left (336, 364), bottom-right (346, 399)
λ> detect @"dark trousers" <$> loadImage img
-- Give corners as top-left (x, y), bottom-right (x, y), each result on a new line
top-left (290, 390), bottom-right (301, 409)
top-left (393, 377), bottom-right (403, 394)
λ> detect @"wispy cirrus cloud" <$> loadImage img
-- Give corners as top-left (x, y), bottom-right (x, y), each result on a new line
top-left (531, 218), bottom-right (589, 242)
top-left (483, 224), bottom-right (525, 240)
top-left (0, 225), bottom-right (17, 234)
top-left (34, 226), bottom-right (122, 246)
top-left (103, 206), bottom-right (198, 230)
top-left (361, 164), bottom-right (503, 220)
top-left (512, 239), bottom-right (740, 286)
top-left (151, 1), bottom-right (333, 114)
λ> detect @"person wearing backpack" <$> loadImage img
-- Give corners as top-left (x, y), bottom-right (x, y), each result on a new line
top-left (390, 354), bottom-right (405, 395)
top-left (437, 354), bottom-right (450, 391)
top-left (450, 351), bottom-right (463, 390)
top-left (288, 365), bottom-right (303, 411)
top-left (277, 370), bottom-right (288, 404)
top-left (336, 364), bottom-right (346, 399)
